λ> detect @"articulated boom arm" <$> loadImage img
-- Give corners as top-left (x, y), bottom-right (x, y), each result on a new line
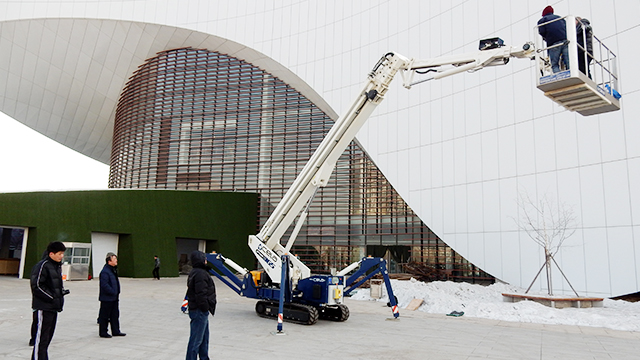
top-left (250, 41), bottom-right (535, 284)
top-left (258, 52), bottom-right (411, 250)
top-left (401, 42), bottom-right (534, 87)
top-left (249, 52), bottom-right (412, 283)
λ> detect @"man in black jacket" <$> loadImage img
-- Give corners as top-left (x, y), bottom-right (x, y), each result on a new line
top-left (576, 16), bottom-right (593, 78)
top-left (30, 241), bottom-right (68, 360)
top-left (98, 252), bottom-right (126, 338)
top-left (152, 255), bottom-right (160, 280)
top-left (186, 250), bottom-right (217, 360)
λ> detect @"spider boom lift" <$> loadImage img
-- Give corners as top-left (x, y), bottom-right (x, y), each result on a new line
top-left (204, 34), bottom-right (612, 325)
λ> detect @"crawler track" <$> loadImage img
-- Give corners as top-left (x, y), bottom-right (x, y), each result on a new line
top-left (255, 300), bottom-right (319, 325)
top-left (319, 304), bottom-right (350, 322)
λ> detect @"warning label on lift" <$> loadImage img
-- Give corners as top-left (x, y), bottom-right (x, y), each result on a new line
top-left (539, 70), bottom-right (571, 84)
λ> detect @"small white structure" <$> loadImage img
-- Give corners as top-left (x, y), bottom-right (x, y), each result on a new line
top-left (61, 242), bottom-right (91, 281)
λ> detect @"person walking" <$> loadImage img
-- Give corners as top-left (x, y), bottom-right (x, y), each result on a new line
top-left (153, 255), bottom-right (161, 280)
top-left (30, 241), bottom-right (69, 360)
top-left (538, 6), bottom-right (569, 73)
top-left (185, 250), bottom-right (217, 360)
top-left (98, 252), bottom-right (126, 338)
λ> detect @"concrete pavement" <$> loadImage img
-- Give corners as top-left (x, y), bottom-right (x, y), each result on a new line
top-left (1, 275), bottom-right (639, 359)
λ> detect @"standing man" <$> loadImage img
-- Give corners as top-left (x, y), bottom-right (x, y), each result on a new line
top-left (98, 252), bottom-right (126, 338)
top-left (152, 255), bottom-right (161, 280)
top-left (30, 241), bottom-right (69, 360)
top-left (186, 250), bottom-right (216, 360)
top-left (538, 6), bottom-right (569, 73)
top-left (29, 250), bottom-right (48, 347)
top-left (576, 16), bottom-right (593, 78)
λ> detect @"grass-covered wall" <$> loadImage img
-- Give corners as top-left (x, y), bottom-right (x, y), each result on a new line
top-left (0, 190), bottom-right (258, 277)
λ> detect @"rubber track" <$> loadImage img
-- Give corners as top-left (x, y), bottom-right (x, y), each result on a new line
top-left (255, 301), bottom-right (319, 325)
top-left (319, 304), bottom-right (350, 322)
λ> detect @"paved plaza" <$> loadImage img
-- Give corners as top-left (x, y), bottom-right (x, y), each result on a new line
top-left (1, 275), bottom-right (639, 359)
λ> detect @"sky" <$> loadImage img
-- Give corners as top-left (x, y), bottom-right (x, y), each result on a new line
top-left (351, 279), bottom-right (640, 332)
top-left (0, 112), bottom-right (110, 193)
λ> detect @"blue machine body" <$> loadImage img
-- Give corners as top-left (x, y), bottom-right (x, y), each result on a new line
top-left (205, 253), bottom-right (344, 308)
top-left (205, 252), bottom-right (399, 319)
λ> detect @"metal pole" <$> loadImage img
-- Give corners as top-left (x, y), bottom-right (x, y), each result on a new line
top-left (525, 261), bottom-right (547, 294)
top-left (545, 250), bottom-right (553, 295)
top-left (551, 255), bottom-right (580, 297)
top-left (276, 254), bottom-right (289, 334)
top-left (612, 50), bottom-right (618, 91)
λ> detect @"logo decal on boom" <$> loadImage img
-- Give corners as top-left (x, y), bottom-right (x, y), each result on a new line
top-left (256, 243), bottom-right (279, 269)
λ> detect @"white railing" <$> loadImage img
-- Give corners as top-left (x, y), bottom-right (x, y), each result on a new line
top-left (535, 15), bottom-right (619, 96)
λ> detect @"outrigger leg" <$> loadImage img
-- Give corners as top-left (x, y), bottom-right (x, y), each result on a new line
top-left (339, 257), bottom-right (400, 319)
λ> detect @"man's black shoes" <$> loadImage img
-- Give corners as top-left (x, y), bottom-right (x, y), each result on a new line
top-left (100, 332), bottom-right (126, 338)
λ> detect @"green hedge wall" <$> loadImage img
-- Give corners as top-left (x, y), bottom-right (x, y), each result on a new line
top-left (0, 190), bottom-right (258, 277)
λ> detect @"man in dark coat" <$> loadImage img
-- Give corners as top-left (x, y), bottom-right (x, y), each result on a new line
top-left (30, 241), bottom-right (68, 360)
top-left (186, 250), bottom-right (217, 360)
top-left (98, 252), bottom-right (126, 338)
top-left (153, 255), bottom-right (161, 280)
top-left (29, 250), bottom-right (48, 347)
top-left (576, 16), bottom-right (593, 78)
top-left (538, 6), bottom-right (569, 73)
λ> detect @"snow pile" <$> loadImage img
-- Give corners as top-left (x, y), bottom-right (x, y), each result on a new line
top-left (349, 279), bottom-right (640, 331)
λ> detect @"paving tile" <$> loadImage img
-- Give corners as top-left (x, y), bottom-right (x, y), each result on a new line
top-left (1, 276), bottom-right (638, 360)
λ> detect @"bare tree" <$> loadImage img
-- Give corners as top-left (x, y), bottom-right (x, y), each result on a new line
top-left (516, 192), bottom-right (579, 296)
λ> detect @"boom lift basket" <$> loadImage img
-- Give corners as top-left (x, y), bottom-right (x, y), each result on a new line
top-left (535, 15), bottom-right (620, 116)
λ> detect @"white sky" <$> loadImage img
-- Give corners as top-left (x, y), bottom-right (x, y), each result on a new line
top-left (0, 112), bottom-right (110, 193)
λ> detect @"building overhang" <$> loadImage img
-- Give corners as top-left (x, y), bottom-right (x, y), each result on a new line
top-left (0, 18), bottom-right (337, 164)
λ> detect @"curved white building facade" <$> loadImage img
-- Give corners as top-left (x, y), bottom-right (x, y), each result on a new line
top-left (0, 0), bottom-right (638, 297)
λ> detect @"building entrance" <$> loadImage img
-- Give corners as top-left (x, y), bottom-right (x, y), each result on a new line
top-left (91, 232), bottom-right (119, 279)
top-left (176, 238), bottom-right (217, 274)
top-left (0, 227), bottom-right (27, 278)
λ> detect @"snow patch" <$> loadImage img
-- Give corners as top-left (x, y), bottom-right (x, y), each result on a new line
top-left (350, 279), bottom-right (640, 331)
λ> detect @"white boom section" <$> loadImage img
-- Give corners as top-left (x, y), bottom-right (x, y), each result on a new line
top-left (250, 52), bottom-right (412, 283)
top-left (250, 43), bottom-right (535, 284)
top-left (258, 52), bottom-right (412, 249)
top-left (219, 254), bottom-right (248, 276)
top-left (337, 259), bottom-right (363, 277)
top-left (401, 43), bottom-right (534, 88)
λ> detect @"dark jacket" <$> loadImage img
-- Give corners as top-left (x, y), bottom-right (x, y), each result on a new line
top-left (30, 255), bottom-right (65, 312)
top-left (538, 14), bottom-right (567, 45)
top-left (99, 264), bottom-right (120, 302)
top-left (187, 251), bottom-right (217, 315)
top-left (576, 18), bottom-right (593, 54)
